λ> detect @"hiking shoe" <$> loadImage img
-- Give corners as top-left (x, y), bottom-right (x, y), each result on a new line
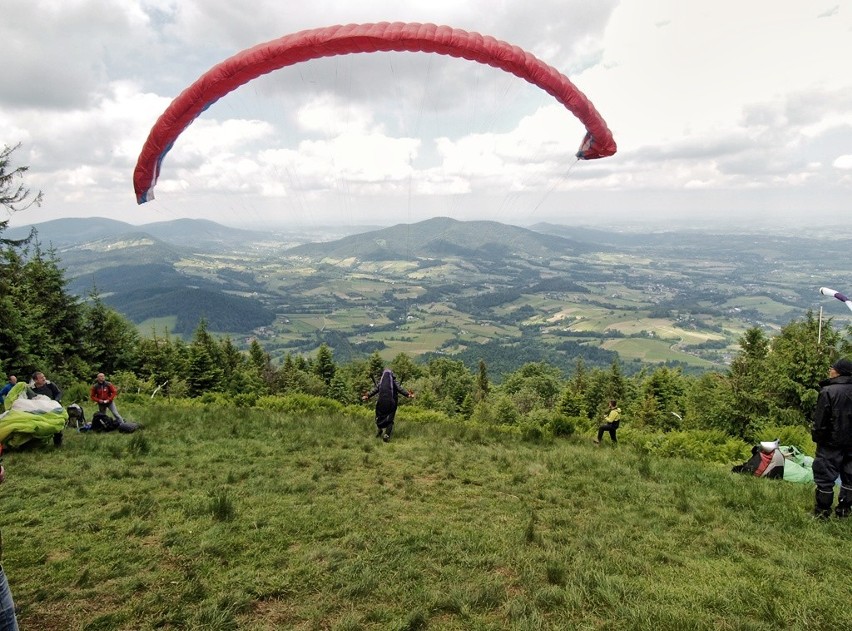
top-left (376, 428), bottom-right (383, 438)
top-left (382, 433), bottom-right (390, 442)
top-left (592, 439), bottom-right (600, 444)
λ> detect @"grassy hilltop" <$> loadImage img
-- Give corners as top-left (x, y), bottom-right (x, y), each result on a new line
top-left (2, 404), bottom-right (849, 630)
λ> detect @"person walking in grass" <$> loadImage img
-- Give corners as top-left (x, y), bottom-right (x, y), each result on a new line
top-left (361, 368), bottom-right (414, 442)
top-left (811, 358), bottom-right (852, 520)
top-left (594, 399), bottom-right (622, 445)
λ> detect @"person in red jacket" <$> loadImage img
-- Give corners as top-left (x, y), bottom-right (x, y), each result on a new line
top-left (90, 373), bottom-right (124, 423)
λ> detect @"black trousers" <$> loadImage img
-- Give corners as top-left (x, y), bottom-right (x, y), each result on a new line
top-left (376, 403), bottom-right (398, 437)
top-left (813, 444), bottom-right (852, 514)
top-left (597, 420), bottom-right (620, 443)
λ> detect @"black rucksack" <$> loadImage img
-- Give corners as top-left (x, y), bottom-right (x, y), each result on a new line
top-left (91, 412), bottom-right (120, 432)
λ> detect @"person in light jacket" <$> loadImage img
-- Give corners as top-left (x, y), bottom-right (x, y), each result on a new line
top-left (594, 399), bottom-right (622, 444)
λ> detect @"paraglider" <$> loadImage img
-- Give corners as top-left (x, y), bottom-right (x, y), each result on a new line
top-left (133, 22), bottom-right (617, 204)
top-left (819, 287), bottom-right (852, 313)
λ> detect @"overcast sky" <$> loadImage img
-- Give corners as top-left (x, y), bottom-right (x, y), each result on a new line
top-left (2, 0), bottom-right (851, 232)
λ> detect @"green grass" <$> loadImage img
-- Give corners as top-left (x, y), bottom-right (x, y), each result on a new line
top-left (2, 405), bottom-right (848, 629)
top-left (602, 338), bottom-right (717, 366)
top-left (136, 316), bottom-right (178, 335)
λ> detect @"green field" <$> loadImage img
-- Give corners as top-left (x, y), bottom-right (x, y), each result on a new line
top-left (3, 403), bottom-right (849, 629)
top-left (601, 338), bottom-right (717, 366)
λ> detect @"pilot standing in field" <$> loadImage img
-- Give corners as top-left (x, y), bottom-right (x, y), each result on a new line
top-left (594, 399), bottom-right (622, 445)
top-left (90, 373), bottom-right (125, 423)
top-left (811, 358), bottom-right (852, 519)
top-left (362, 368), bottom-right (414, 442)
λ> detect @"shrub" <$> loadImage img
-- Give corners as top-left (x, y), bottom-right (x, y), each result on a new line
top-left (63, 382), bottom-right (91, 406)
top-left (550, 415), bottom-right (577, 438)
top-left (759, 425), bottom-right (815, 457)
top-left (397, 407), bottom-right (452, 425)
top-left (631, 429), bottom-right (750, 464)
top-left (519, 420), bottom-right (553, 443)
top-left (255, 394), bottom-right (343, 416)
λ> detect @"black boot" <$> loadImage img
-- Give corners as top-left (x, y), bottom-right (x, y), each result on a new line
top-left (813, 508), bottom-right (831, 521)
top-left (836, 497), bottom-right (852, 518)
top-left (815, 487), bottom-right (834, 519)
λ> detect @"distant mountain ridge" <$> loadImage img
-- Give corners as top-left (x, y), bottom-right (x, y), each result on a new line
top-left (5, 216), bottom-right (607, 337)
top-left (4, 216), bottom-right (272, 251)
top-left (288, 216), bottom-right (601, 260)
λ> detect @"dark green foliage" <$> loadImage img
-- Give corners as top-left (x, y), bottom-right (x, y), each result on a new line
top-left (313, 343), bottom-right (336, 387)
top-left (423, 336), bottom-right (619, 381)
top-left (83, 290), bottom-right (140, 375)
top-left (108, 286), bottom-right (274, 335)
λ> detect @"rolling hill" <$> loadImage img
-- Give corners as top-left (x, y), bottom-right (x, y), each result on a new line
top-left (287, 216), bottom-right (602, 261)
top-left (5, 216), bottom-right (273, 251)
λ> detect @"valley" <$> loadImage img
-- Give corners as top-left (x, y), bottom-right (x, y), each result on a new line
top-left (11, 216), bottom-right (852, 378)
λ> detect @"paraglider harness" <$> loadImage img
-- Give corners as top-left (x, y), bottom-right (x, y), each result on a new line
top-left (66, 404), bottom-right (87, 431)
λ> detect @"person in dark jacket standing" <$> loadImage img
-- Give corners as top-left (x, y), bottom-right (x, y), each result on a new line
top-left (361, 368), bottom-right (414, 442)
top-left (811, 358), bottom-right (852, 519)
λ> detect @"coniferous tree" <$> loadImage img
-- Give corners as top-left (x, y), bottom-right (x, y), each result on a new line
top-left (83, 289), bottom-right (140, 375)
top-left (314, 343), bottom-right (336, 387)
top-left (22, 243), bottom-right (86, 378)
top-left (637, 367), bottom-right (685, 430)
top-left (186, 320), bottom-right (224, 396)
top-left (390, 352), bottom-right (420, 383)
top-left (1, 142), bottom-right (42, 241)
top-left (0, 248), bottom-right (37, 372)
top-left (248, 339), bottom-right (276, 392)
top-left (765, 311), bottom-right (839, 424)
top-left (366, 351), bottom-right (385, 384)
top-left (570, 357), bottom-right (588, 394)
top-left (557, 385), bottom-right (586, 418)
top-left (475, 359), bottom-right (490, 401)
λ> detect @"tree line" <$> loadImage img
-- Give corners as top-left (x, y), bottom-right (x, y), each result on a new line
top-left (3, 143), bottom-right (851, 446)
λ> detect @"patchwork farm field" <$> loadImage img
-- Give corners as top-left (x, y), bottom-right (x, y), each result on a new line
top-left (49, 217), bottom-right (852, 376)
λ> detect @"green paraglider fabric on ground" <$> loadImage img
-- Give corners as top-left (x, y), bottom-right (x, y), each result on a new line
top-left (780, 445), bottom-right (815, 484)
top-left (0, 382), bottom-right (67, 446)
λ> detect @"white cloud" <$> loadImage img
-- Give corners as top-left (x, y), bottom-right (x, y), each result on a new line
top-left (2, 0), bottom-right (852, 230)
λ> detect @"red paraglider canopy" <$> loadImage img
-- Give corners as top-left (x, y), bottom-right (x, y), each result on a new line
top-left (134, 22), bottom-right (617, 204)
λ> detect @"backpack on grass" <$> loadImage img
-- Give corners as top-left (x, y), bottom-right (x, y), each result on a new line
top-left (91, 412), bottom-right (121, 433)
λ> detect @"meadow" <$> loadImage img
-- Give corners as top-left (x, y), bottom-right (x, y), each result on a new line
top-left (2, 403), bottom-right (849, 630)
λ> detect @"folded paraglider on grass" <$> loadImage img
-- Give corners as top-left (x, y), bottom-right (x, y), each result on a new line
top-left (731, 439), bottom-right (815, 484)
top-left (0, 382), bottom-right (67, 448)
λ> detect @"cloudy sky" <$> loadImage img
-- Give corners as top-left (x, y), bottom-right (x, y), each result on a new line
top-left (2, 0), bottom-right (851, 232)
